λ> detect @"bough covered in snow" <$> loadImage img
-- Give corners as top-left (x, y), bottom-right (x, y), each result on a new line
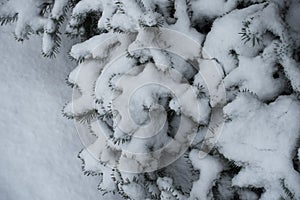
top-left (1, 0), bottom-right (300, 199)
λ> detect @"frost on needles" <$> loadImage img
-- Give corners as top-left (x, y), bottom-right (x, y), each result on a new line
top-left (1, 0), bottom-right (300, 199)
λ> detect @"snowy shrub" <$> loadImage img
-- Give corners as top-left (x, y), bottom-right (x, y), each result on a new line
top-left (1, 0), bottom-right (300, 199)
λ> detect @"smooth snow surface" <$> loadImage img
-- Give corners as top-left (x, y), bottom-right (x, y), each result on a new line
top-left (0, 25), bottom-right (106, 200)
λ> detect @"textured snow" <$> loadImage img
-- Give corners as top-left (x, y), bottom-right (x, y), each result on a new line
top-left (189, 150), bottom-right (223, 199)
top-left (224, 47), bottom-right (287, 101)
top-left (0, 0), bottom-right (69, 55)
top-left (2, 0), bottom-right (300, 199)
top-left (0, 25), bottom-right (111, 200)
top-left (191, 0), bottom-right (238, 19)
top-left (204, 4), bottom-right (264, 73)
top-left (218, 93), bottom-right (300, 199)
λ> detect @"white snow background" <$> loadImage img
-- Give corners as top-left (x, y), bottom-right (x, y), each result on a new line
top-left (0, 25), bottom-right (106, 200)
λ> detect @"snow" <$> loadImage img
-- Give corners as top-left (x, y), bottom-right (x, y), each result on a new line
top-left (0, 25), bottom-right (112, 200)
top-left (218, 93), bottom-right (300, 199)
top-left (224, 47), bottom-right (287, 101)
top-left (51, 0), bottom-right (68, 20)
top-left (189, 150), bottom-right (223, 199)
top-left (203, 4), bottom-right (264, 73)
top-left (2, 0), bottom-right (300, 199)
top-left (191, 0), bottom-right (238, 20)
top-left (68, 0), bottom-right (104, 33)
top-left (64, 60), bottom-right (102, 117)
top-left (286, 0), bottom-right (300, 35)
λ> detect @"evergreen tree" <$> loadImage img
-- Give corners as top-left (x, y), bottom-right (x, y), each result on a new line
top-left (1, 0), bottom-right (300, 199)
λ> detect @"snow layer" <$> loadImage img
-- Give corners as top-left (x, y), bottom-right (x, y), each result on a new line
top-left (218, 93), bottom-right (300, 199)
top-left (204, 4), bottom-right (264, 73)
top-left (0, 25), bottom-right (112, 200)
top-left (189, 150), bottom-right (223, 199)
